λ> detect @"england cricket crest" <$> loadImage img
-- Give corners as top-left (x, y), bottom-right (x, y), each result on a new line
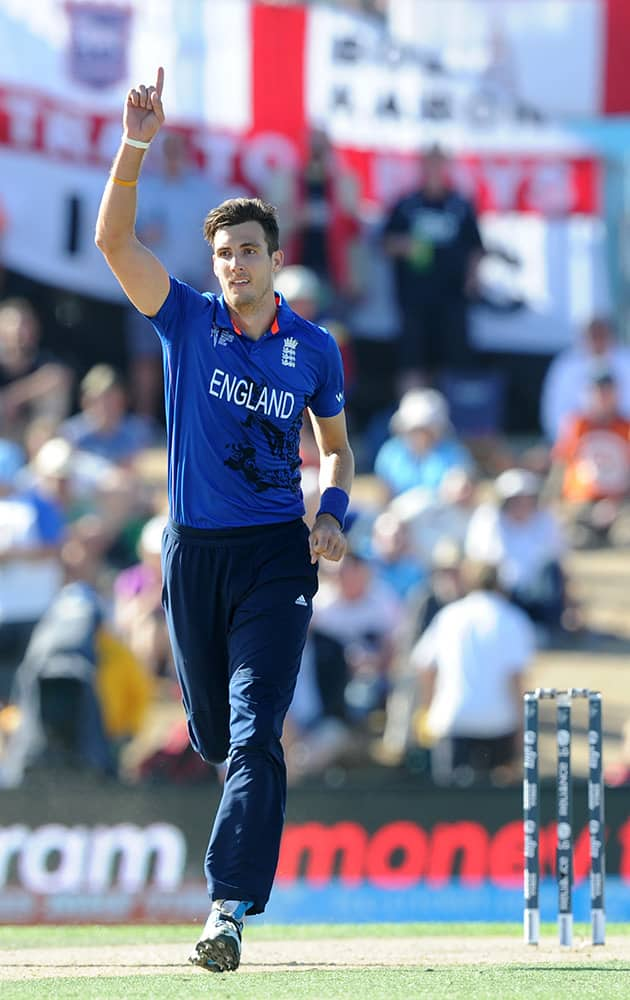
top-left (65, 2), bottom-right (133, 89)
top-left (281, 337), bottom-right (298, 368)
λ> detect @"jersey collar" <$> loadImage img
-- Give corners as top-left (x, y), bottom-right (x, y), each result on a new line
top-left (219, 292), bottom-right (283, 337)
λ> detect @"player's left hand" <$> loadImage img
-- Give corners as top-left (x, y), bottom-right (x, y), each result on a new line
top-left (309, 514), bottom-right (347, 564)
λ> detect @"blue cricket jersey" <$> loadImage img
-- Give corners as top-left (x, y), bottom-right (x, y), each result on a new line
top-left (149, 277), bottom-right (345, 528)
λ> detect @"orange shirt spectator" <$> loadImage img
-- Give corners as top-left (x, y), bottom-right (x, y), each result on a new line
top-left (552, 373), bottom-right (630, 502)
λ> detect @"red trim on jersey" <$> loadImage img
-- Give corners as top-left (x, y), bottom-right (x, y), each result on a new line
top-left (229, 293), bottom-right (281, 336)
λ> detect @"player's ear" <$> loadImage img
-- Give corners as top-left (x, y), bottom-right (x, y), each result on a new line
top-left (271, 249), bottom-right (284, 272)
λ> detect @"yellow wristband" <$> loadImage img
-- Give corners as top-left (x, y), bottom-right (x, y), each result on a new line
top-left (110, 174), bottom-right (138, 188)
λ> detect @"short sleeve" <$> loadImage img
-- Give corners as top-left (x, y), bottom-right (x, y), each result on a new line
top-left (146, 276), bottom-right (213, 345)
top-left (309, 332), bottom-right (346, 418)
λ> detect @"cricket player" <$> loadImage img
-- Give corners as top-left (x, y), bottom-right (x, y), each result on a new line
top-left (95, 68), bottom-right (354, 971)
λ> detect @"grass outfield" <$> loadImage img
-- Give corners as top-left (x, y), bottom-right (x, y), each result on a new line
top-left (1, 923), bottom-right (629, 1000)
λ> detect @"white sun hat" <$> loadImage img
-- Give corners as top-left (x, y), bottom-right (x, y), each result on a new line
top-left (275, 266), bottom-right (321, 305)
top-left (495, 468), bottom-right (541, 502)
top-left (390, 388), bottom-right (449, 434)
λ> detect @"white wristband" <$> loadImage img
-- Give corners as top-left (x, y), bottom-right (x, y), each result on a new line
top-left (123, 135), bottom-right (151, 150)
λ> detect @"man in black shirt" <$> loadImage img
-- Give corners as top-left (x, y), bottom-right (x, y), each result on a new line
top-left (384, 145), bottom-right (484, 386)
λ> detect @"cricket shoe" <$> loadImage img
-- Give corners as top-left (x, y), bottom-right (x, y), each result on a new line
top-left (188, 899), bottom-right (250, 973)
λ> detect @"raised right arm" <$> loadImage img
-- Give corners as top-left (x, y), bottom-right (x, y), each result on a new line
top-left (95, 67), bottom-right (170, 317)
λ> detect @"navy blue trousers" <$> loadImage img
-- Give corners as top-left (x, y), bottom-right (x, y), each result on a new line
top-left (161, 518), bottom-right (317, 915)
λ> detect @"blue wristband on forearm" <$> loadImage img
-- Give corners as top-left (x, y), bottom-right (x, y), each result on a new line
top-left (316, 487), bottom-right (350, 531)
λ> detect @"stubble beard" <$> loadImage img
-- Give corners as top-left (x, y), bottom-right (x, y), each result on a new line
top-left (226, 278), bottom-right (272, 318)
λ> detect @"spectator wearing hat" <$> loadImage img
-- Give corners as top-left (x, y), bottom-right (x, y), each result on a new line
top-left (547, 368), bottom-right (630, 547)
top-left (60, 365), bottom-right (162, 466)
top-left (410, 559), bottom-right (534, 786)
top-left (465, 468), bottom-right (567, 632)
top-left (540, 317), bottom-right (630, 443)
top-left (374, 387), bottom-right (473, 499)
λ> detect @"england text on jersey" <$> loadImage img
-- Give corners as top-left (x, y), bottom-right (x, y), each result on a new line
top-left (208, 368), bottom-right (296, 420)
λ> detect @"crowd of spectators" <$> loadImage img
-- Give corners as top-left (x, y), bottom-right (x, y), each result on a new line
top-left (1, 133), bottom-right (629, 793)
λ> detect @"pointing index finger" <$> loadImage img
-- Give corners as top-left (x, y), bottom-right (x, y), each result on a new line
top-left (155, 66), bottom-right (164, 98)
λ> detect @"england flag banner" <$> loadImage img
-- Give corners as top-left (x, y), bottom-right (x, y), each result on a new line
top-left (0, 0), bottom-right (626, 349)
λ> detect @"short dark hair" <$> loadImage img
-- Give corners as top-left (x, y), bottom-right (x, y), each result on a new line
top-left (203, 198), bottom-right (280, 255)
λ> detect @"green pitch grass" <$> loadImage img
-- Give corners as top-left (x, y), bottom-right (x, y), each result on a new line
top-left (1, 923), bottom-right (629, 1000)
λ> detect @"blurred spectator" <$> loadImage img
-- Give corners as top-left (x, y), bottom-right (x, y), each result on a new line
top-left (312, 547), bottom-right (403, 722)
top-left (407, 537), bottom-right (466, 642)
top-left (540, 317), bottom-right (630, 443)
top-left (344, 211), bottom-right (401, 465)
top-left (0, 297), bottom-right (73, 440)
top-left (374, 387), bottom-right (473, 498)
top-left (370, 508), bottom-right (427, 600)
top-left (465, 469), bottom-right (567, 643)
top-left (465, 468), bottom-right (567, 632)
top-left (0, 580), bottom-right (112, 786)
top-left (275, 264), bottom-right (322, 319)
top-left (60, 364), bottom-right (162, 465)
top-left (383, 144), bottom-right (484, 386)
top-left (0, 440), bottom-right (65, 702)
top-left (379, 538), bottom-right (465, 765)
top-left (410, 560), bottom-right (534, 786)
top-left (137, 132), bottom-right (215, 291)
top-left (388, 466), bottom-right (478, 568)
top-left (94, 626), bottom-right (154, 764)
top-left (548, 369), bottom-right (630, 548)
top-left (113, 513), bottom-right (172, 677)
top-left (285, 128), bottom-right (362, 301)
top-left (26, 435), bottom-right (144, 570)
